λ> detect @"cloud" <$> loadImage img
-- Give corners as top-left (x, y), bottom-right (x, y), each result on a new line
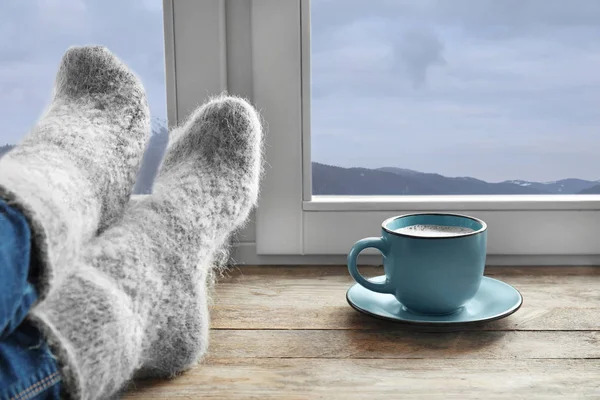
top-left (34, 0), bottom-right (88, 32)
top-left (137, 0), bottom-right (163, 13)
top-left (312, 0), bottom-right (600, 32)
top-left (429, 0), bottom-right (600, 31)
top-left (393, 27), bottom-right (446, 87)
top-left (0, 0), bottom-right (167, 144)
top-left (310, 0), bottom-right (600, 181)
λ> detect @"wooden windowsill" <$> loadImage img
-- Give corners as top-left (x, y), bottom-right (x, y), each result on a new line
top-left (125, 266), bottom-right (600, 399)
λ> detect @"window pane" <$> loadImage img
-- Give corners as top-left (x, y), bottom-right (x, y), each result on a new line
top-left (0, 0), bottom-right (167, 194)
top-left (310, 0), bottom-right (600, 195)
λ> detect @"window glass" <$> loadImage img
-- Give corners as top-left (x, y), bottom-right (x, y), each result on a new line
top-left (311, 0), bottom-right (600, 195)
top-left (0, 0), bottom-right (167, 194)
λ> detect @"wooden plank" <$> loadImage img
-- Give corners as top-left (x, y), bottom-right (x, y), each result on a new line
top-left (208, 330), bottom-right (600, 359)
top-left (213, 278), bottom-right (598, 309)
top-left (212, 305), bottom-right (600, 331)
top-left (222, 265), bottom-right (600, 278)
top-left (212, 267), bottom-right (600, 330)
top-left (123, 359), bottom-right (600, 399)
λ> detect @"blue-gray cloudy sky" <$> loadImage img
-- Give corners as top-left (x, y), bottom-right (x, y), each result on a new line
top-left (1, 1), bottom-right (599, 182)
top-left (0, 0), bottom-right (166, 145)
top-left (311, 0), bottom-right (600, 181)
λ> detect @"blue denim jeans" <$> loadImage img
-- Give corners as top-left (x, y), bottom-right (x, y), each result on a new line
top-left (0, 200), bottom-right (61, 400)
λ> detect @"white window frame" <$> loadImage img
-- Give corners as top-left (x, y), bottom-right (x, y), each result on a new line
top-left (166, 0), bottom-right (600, 266)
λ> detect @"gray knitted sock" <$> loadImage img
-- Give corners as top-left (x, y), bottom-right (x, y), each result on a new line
top-left (29, 96), bottom-right (263, 399)
top-left (0, 46), bottom-right (150, 301)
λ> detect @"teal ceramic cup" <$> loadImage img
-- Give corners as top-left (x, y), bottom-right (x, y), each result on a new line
top-left (347, 213), bottom-right (487, 315)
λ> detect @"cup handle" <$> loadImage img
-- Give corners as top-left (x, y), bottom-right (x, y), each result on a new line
top-left (347, 237), bottom-right (393, 294)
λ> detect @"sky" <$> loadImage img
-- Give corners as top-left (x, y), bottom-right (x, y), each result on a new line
top-left (0, 0), bottom-right (167, 146)
top-left (1, 1), bottom-right (599, 183)
top-left (311, 0), bottom-right (600, 182)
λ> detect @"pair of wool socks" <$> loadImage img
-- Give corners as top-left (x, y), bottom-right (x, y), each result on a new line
top-left (0, 46), bottom-right (263, 399)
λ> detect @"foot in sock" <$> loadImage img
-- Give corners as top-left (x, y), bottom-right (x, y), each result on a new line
top-left (29, 95), bottom-right (263, 399)
top-left (0, 46), bottom-right (150, 300)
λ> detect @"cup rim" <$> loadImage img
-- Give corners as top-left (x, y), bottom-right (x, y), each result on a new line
top-left (382, 212), bottom-right (487, 239)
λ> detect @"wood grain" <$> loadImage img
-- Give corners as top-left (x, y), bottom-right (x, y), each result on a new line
top-left (124, 265), bottom-right (600, 399)
top-left (221, 265), bottom-right (600, 277)
top-left (212, 266), bottom-right (600, 330)
top-left (208, 330), bottom-right (600, 359)
top-left (124, 359), bottom-right (600, 400)
top-left (212, 305), bottom-right (600, 331)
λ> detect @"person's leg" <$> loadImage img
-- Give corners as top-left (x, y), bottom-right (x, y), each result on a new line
top-left (0, 199), bottom-right (35, 337)
top-left (0, 322), bottom-right (61, 400)
top-left (0, 199), bottom-right (61, 400)
top-left (0, 45), bottom-right (150, 304)
top-left (29, 95), bottom-right (263, 399)
top-left (1, 45), bottom-right (150, 400)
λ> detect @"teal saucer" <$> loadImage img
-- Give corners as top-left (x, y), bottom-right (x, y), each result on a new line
top-left (346, 276), bottom-right (522, 325)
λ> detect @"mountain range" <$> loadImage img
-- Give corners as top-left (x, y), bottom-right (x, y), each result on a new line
top-left (2, 138), bottom-right (599, 195)
top-left (313, 163), bottom-right (600, 195)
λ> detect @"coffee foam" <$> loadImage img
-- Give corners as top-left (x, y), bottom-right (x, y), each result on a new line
top-left (394, 224), bottom-right (475, 237)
